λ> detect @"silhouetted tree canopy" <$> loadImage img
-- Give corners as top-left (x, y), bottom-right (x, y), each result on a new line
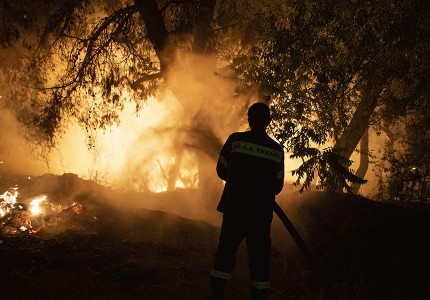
top-left (1, 0), bottom-right (429, 195)
top-left (230, 0), bottom-right (430, 191)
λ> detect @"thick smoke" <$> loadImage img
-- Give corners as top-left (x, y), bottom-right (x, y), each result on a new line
top-left (1, 53), bottom-right (251, 225)
top-left (115, 53), bottom-right (246, 189)
top-left (0, 103), bottom-right (47, 176)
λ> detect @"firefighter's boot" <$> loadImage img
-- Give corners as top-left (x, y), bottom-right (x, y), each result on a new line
top-left (211, 277), bottom-right (227, 300)
top-left (251, 287), bottom-right (267, 300)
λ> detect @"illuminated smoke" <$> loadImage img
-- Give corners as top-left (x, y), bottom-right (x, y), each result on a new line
top-left (1, 53), bottom-right (245, 195)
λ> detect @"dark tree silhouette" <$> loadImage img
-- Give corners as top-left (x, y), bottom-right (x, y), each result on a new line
top-left (231, 0), bottom-right (430, 193)
top-left (1, 0), bottom-right (429, 195)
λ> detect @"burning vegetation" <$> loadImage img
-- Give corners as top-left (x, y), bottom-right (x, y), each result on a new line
top-left (0, 174), bottom-right (223, 299)
top-left (0, 0), bottom-right (429, 298)
top-left (0, 174), bottom-right (120, 238)
top-left (0, 173), bottom-right (429, 299)
top-left (0, 186), bottom-right (49, 234)
top-left (0, 172), bottom-right (221, 238)
top-left (0, 183), bottom-right (97, 235)
top-left (0, 185), bottom-right (91, 236)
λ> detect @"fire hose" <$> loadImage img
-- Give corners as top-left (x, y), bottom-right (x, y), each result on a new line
top-left (273, 201), bottom-right (339, 300)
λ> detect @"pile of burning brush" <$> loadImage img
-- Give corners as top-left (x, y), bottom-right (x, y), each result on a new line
top-left (0, 176), bottom-right (105, 236)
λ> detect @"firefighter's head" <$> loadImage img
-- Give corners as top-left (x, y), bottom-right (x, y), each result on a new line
top-left (248, 102), bottom-right (271, 130)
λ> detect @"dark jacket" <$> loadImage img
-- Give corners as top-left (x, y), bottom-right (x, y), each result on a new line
top-left (216, 130), bottom-right (284, 214)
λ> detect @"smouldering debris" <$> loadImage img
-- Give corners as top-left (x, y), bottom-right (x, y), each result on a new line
top-left (0, 185), bottom-right (92, 235)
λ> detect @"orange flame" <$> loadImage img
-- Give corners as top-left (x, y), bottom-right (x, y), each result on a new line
top-left (0, 187), bottom-right (18, 217)
top-left (29, 195), bottom-right (48, 216)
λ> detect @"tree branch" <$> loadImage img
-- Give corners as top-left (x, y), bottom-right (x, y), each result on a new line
top-left (130, 73), bottom-right (163, 90)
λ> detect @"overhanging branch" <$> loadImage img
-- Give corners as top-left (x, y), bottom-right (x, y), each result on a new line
top-left (130, 72), bottom-right (163, 90)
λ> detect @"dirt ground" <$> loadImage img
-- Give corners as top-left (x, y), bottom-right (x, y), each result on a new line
top-left (0, 205), bottom-right (321, 299)
top-left (1, 173), bottom-right (430, 299)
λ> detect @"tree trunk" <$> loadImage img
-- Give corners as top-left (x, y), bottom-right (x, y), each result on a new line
top-left (188, 0), bottom-right (224, 192)
top-left (135, 0), bottom-right (221, 192)
top-left (380, 123), bottom-right (395, 155)
top-left (134, 0), bottom-right (172, 72)
top-left (351, 127), bottom-right (369, 194)
top-left (333, 92), bottom-right (378, 192)
top-left (373, 123), bottom-right (396, 199)
top-left (192, 0), bottom-right (217, 54)
top-left (334, 96), bottom-right (378, 159)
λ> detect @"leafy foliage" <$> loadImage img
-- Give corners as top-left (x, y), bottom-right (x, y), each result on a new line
top-left (3, 0), bottom-right (282, 143)
top-left (1, 0), bottom-right (429, 195)
top-left (231, 0), bottom-right (430, 193)
top-left (384, 100), bottom-right (430, 202)
top-left (269, 116), bottom-right (367, 192)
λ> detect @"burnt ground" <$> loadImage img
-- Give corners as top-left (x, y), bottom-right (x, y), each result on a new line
top-left (1, 173), bottom-right (430, 299)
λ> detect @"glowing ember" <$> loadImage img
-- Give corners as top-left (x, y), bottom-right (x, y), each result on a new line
top-left (154, 185), bottom-right (168, 193)
top-left (30, 195), bottom-right (48, 216)
top-left (0, 187), bottom-right (18, 217)
top-left (0, 187), bottom-right (18, 203)
top-left (175, 180), bottom-right (185, 189)
top-left (0, 185), bottom-right (89, 235)
top-left (71, 203), bottom-right (83, 214)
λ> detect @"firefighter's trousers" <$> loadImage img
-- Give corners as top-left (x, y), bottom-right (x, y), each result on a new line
top-left (212, 210), bottom-right (272, 289)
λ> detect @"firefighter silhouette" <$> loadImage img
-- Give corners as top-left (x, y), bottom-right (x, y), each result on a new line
top-left (211, 102), bottom-right (285, 300)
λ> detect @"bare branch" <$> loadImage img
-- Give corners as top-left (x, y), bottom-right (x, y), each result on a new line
top-left (77, 6), bottom-right (138, 81)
